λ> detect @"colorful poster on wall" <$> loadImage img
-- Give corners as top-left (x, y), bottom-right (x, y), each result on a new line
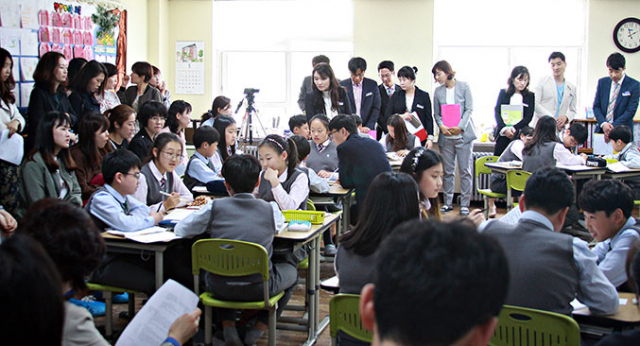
top-left (175, 41), bottom-right (205, 95)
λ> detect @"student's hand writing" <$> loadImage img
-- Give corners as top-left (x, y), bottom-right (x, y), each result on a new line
top-left (425, 139), bottom-right (433, 149)
top-left (318, 170), bottom-right (333, 178)
top-left (439, 125), bottom-right (451, 136)
top-left (168, 308), bottom-right (201, 345)
top-left (150, 211), bottom-right (164, 225)
top-left (163, 192), bottom-right (181, 211)
top-left (396, 149), bottom-right (409, 157)
top-left (0, 210), bottom-right (17, 236)
top-left (467, 209), bottom-right (486, 228)
top-left (556, 115), bottom-right (568, 130)
top-left (264, 168), bottom-right (280, 187)
top-left (5, 120), bottom-right (20, 137)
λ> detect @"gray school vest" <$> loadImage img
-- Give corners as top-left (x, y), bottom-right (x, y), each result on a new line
top-left (307, 140), bottom-right (338, 173)
top-left (484, 219), bottom-right (578, 315)
top-left (522, 142), bottom-right (556, 173)
top-left (385, 133), bottom-right (418, 152)
top-left (140, 163), bottom-right (174, 205)
top-left (258, 168), bottom-right (307, 210)
top-left (183, 155), bottom-right (204, 191)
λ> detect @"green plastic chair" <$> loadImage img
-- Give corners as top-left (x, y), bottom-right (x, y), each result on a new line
top-left (506, 170), bottom-right (531, 210)
top-left (330, 294), bottom-right (372, 346)
top-left (475, 156), bottom-right (507, 218)
top-left (191, 239), bottom-right (284, 346)
top-left (307, 198), bottom-right (316, 211)
top-left (86, 283), bottom-right (138, 338)
top-left (490, 305), bottom-right (581, 346)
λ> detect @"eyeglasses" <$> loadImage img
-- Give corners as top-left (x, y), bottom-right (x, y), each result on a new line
top-left (151, 115), bottom-right (166, 122)
top-left (329, 130), bottom-right (338, 136)
top-left (161, 151), bottom-right (184, 161)
top-left (124, 172), bottom-right (141, 180)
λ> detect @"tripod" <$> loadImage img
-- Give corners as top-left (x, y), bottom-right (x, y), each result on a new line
top-left (237, 91), bottom-right (267, 144)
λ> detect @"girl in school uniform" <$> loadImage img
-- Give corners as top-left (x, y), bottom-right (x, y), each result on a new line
top-left (522, 115), bottom-right (586, 172)
top-left (386, 66), bottom-right (434, 148)
top-left (71, 112), bottom-right (112, 203)
top-left (257, 134), bottom-right (309, 211)
top-left (0, 48), bottom-right (25, 216)
top-left (105, 104), bottom-right (136, 150)
top-left (96, 62), bottom-right (121, 113)
top-left (69, 60), bottom-right (107, 123)
top-left (307, 114), bottom-right (339, 178)
top-left (211, 115), bottom-right (241, 175)
top-left (399, 148), bottom-right (443, 220)
top-left (128, 101), bottom-right (167, 160)
top-left (378, 114), bottom-right (420, 156)
top-left (304, 63), bottom-right (352, 120)
top-left (200, 95), bottom-right (232, 128)
top-left (335, 172), bottom-right (420, 346)
top-left (161, 100), bottom-right (192, 169)
top-left (20, 111), bottom-right (81, 214)
top-left (493, 66), bottom-right (535, 156)
top-left (134, 132), bottom-right (193, 213)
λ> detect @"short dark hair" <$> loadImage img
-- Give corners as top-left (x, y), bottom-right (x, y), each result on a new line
top-left (328, 114), bottom-right (357, 134)
top-left (519, 126), bottom-right (534, 137)
top-left (137, 101), bottom-right (167, 131)
top-left (221, 154), bottom-right (261, 193)
top-left (72, 60), bottom-right (107, 94)
top-left (579, 179), bottom-right (634, 219)
top-left (312, 55), bottom-right (330, 66)
top-left (103, 62), bottom-right (118, 78)
top-left (609, 125), bottom-right (633, 143)
top-left (131, 61), bottom-right (154, 83)
top-left (431, 60), bottom-right (455, 80)
top-left (397, 66), bottom-right (417, 80)
top-left (166, 100), bottom-right (192, 133)
top-left (348, 57), bottom-right (367, 73)
top-left (20, 199), bottom-right (106, 294)
top-left (548, 52), bottom-right (566, 62)
top-left (352, 114), bottom-right (363, 127)
top-left (377, 60), bottom-right (394, 72)
top-left (567, 123), bottom-right (587, 144)
top-left (0, 234), bottom-right (64, 345)
top-left (288, 114), bottom-right (308, 132)
top-left (607, 52), bottom-right (626, 70)
top-left (290, 135), bottom-right (310, 161)
top-left (524, 167), bottom-right (574, 215)
top-left (105, 104), bottom-right (136, 133)
top-left (374, 219), bottom-right (509, 345)
top-left (66, 57), bottom-right (87, 91)
top-left (193, 125), bottom-right (220, 149)
top-left (102, 148), bottom-right (142, 184)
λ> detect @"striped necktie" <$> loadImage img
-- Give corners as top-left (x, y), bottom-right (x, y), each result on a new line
top-left (387, 86), bottom-right (394, 96)
top-left (606, 82), bottom-right (620, 123)
top-left (160, 177), bottom-right (166, 192)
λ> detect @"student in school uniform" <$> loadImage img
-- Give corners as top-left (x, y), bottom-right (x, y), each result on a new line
top-left (183, 125), bottom-right (221, 191)
top-left (432, 60), bottom-right (476, 215)
top-left (580, 180), bottom-right (640, 290)
top-left (493, 66), bottom-right (535, 156)
top-left (329, 114), bottom-right (392, 222)
top-left (385, 66), bottom-right (434, 148)
top-left (211, 115), bottom-right (241, 175)
top-left (175, 154), bottom-right (295, 346)
top-left (134, 133), bottom-right (193, 213)
top-left (96, 62), bottom-right (121, 113)
top-left (560, 122), bottom-right (588, 153)
top-left (161, 100), bottom-right (192, 175)
top-left (69, 60), bottom-right (106, 124)
top-left (603, 125), bottom-right (640, 197)
top-left (105, 104), bottom-right (136, 150)
top-left (257, 134), bottom-right (309, 211)
top-left (378, 114), bottom-right (420, 157)
top-left (307, 114), bottom-right (339, 178)
top-left (200, 95), bottom-right (232, 128)
top-left (304, 63), bottom-right (352, 120)
top-left (399, 148), bottom-right (443, 220)
top-left (71, 112), bottom-right (112, 203)
top-left (128, 101), bottom-right (167, 160)
top-left (290, 134), bottom-right (329, 194)
top-left (289, 114), bottom-right (310, 139)
top-left (123, 61), bottom-right (162, 113)
top-left (20, 111), bottom-right (81, 215)
top-left (482, 167), bottom-right (619, 315)
top-left (522, 116), bottom-right (587, 172)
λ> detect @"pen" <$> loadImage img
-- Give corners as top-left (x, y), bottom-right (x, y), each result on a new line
top-left (159, 191), bottom-right (188, 202)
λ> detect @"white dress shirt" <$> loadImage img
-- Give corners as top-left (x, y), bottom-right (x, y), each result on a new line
top-left (89, 184), bottom-right (156, 231)
top-left (133, 161), bottom-right (193, 213)
top-left (270, 167), bottom-right (310, 211)
top-left (188, 151), bottom-right (222, 183)
top-left (553, 143), bottom-right (586, 165)
top-left (592, 217), bottom-right (640, 287)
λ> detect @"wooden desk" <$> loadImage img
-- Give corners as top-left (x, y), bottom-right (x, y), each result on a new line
top-left (310, 185), bottom-right (354, 243)
top-left (573, 293), bottom-right (640, 332)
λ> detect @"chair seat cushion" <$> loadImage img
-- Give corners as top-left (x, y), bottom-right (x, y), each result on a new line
top-left (477, 188), bottom-right (507, 198)
top-left (199, 290), bottom-right (285, 309)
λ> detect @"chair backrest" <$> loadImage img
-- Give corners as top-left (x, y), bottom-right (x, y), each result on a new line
top-left (329, 294), bottom-right (373, 343)
top-left (307, 198), bottom-right (316, 211)
top-left (506, 170), bottom-right (531, 192)
top-left (191, 239), bottom-right (270, 281)
top-left (490, 305), bottom-right (581, 346)
top-left (475, 156), bottom-right (500, 177)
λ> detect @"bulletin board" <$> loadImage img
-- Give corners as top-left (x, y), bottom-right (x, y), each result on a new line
top-left (0, 0), bottom-right (120, 109)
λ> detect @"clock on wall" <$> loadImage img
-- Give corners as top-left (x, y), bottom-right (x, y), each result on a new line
top-left (614, 17), bottom-right (640, 53)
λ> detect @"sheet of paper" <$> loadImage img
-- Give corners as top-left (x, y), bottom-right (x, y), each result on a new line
top-left (441, 104), bottom-right (461, 127)
top-left (126, 231), bottom-right (179, 243)
top-left (0, 29), bottom-right (20, 55)
top-left (0, 129), bottom-right (24, 165)
top-left (570, 299), bottom-right (587, 310)
top-left (116, 280), bottom-right (199, 346)
top-left (192, 186), bottom-right (208, 193)
top-left (608, 161), bottom-right (630, 173)
top-left (20, 1), bottom-right (38, 29)
top-left (0, 4), bottom-right (21, 28)
top-left (20, 57), bottom-right (38, 82)
top-left (556, 164), bottom-right (600, 171)
top-left (620, 298), bottom-right (628, 305)
top-left (163, 208), bottom-right (195, 221)
top-left (20, 83), bottom-right (33, 107)
top-left (593, 133), bottom-right (613, 156)
top-left (20, 30), bottom-right (39, 56)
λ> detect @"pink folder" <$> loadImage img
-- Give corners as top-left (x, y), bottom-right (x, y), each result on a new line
top-left (442, 104), bottom-right (461, 127)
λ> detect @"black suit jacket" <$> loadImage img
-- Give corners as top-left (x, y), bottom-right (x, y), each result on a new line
top-left (386, 86), bottom-right (433, 140)
top-left (378, 83), bottom-right (399, 134)
top-left (339, 77), bottom-right (381, 129)
top-left (26, 85), bottom-right (77, 153)
top-left (493, 89), bottom-right (535, 156)
top-left (304, 87), bottom-right (353, 121)
top-left (69, 90), bottom-right (101, 126)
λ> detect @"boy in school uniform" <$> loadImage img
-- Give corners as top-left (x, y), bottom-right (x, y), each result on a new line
top-left (603, 125), bottom-right (640, 197)
top-left (290, 135), bottom-right (330, 193)
top-left (288, 114), bottom-right (310, 139)
top-left (580, 179), bottom-right (640, 289)
top-left (175, 154), bottom-right (293, 346)
top-left (183, 125), bottom-right (221, 191)
top-left (560, 122), bottom-right (588, 153)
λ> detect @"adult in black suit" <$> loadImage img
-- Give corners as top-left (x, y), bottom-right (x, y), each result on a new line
top-left (493, 66), bottom-right (535, 156)
top-left (304, 63), bottom-right (352, 120)
top-left (329, 115), bottom-right (391, 223)
top-left (377, 60), bottom-right (400, 140)
top-left (386, 66), bottom-right (434, 148)
top-left (297, 55), bottom-right (330, 112)
top-left (339, 57), bottom-right (381, 132)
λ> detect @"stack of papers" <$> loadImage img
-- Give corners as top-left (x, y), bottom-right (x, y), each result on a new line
top-left (607, 162), bottom-right (631, 173)
top-left (107, 227), bottom-right (179, 243)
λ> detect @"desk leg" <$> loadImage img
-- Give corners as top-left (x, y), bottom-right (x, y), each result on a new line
top-left (303, 236), bottom-right (321, 346)
top-left (507, 188), bottom-right (512, 211)
top-left (339, 194), bottom-right (352, 244)
top-left (155, 250), bottom-right (164, 290)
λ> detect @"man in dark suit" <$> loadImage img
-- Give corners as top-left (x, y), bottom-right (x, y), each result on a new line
top-left (376, 60), bottom-right (400, 140)
top-left (340, 57), bottom-right (381, 133)
top-left (297, 55), bottom-right (330, 112)
top-left (593, 52), bottom-right (640, 141)
top-left (329, 115), bottom-right (391, 224)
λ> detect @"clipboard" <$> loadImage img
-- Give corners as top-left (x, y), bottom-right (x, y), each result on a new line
top-left (441, 104), bottom-right (461, 127)
top-left (501, 104), bottom-right (523, 126)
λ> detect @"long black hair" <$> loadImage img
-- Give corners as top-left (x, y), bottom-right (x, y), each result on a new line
top-left (400, 147), bottom-right (443, 219)
top-left (71, 60), bottom-right (107, 94)
top-left (212, 115), bottom-right (237, 162)
top-left (506, 65), bottom-right (531, 96)
top-left (387, 114), bottom-right (410, 151)
top-left (76, 112), bottom-right (109, 168)
top-left (166, 100), bottom-right (192, 133)
top-left (258, 134), bottom-right (298, 181)
top-left (146, 132), bottom-right (183, 165)
top-left (0, 48), bottom-right (16, 106)
top-left (311, 63), bottom-right (342, 113)
top-left (202, 95), bottom-right (231, 122)
top-left (29, 111), bottom-right (77, 172)
top-left (522, 115), bottom-right (558, 156)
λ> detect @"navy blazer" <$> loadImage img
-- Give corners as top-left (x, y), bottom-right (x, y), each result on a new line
top-left (69, 90), bottom-right (101, 126)
top-left (304, 87), bottom-right (353, 121)
top-left (377, 83), bottom-right (399, 134)
top-left (339, 77), bottom-right (381, 129)
top-left (386, 86), bottom-right (434, 141)
top-left (593, 75), bottom-right (640, 136)
top-left (26, 85), bottom-right (77, 153)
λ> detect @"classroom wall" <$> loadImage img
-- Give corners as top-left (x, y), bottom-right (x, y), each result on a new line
top-left (147, 0), bottom-right (169, 74)
top-left (121, 0), bottom-right (148, 71)
top-left (353, 0), bottom-right (435, 94)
